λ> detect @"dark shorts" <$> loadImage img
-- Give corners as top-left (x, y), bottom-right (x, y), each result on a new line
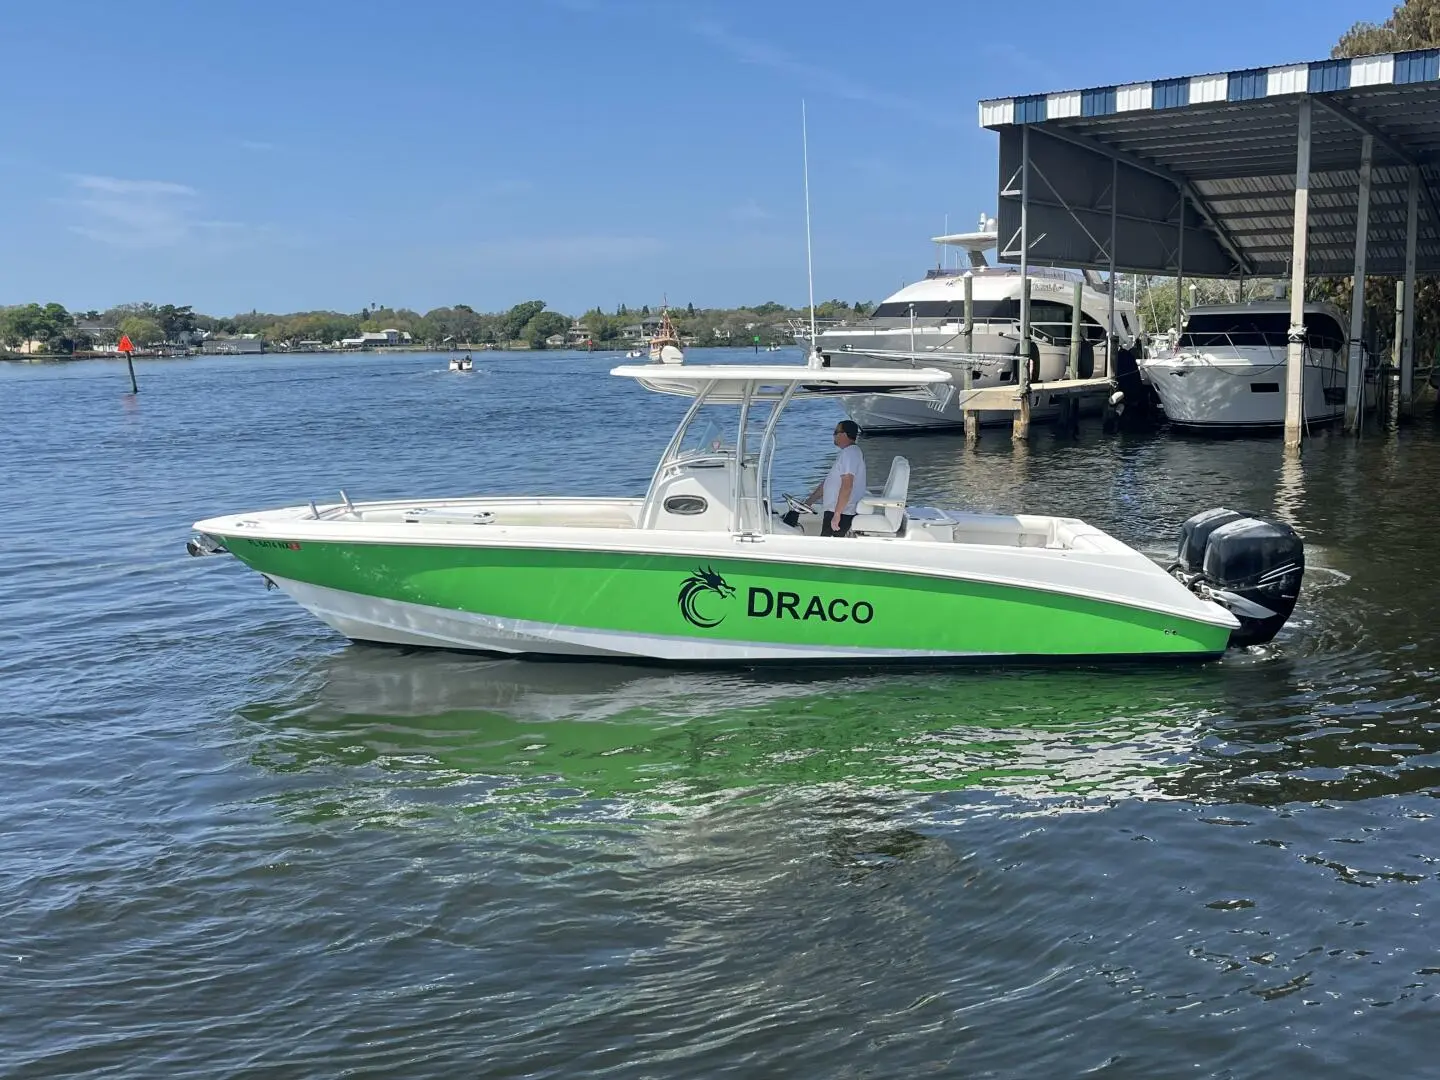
top-left (821, 513), bottom-right (854, 537)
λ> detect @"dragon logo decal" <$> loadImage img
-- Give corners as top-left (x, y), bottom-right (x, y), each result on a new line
top-left (677, 565), bottom-right (736, 628)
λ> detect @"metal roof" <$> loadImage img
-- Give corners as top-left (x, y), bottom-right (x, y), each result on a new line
top-left (977, 50), bottom-right (1440, 278)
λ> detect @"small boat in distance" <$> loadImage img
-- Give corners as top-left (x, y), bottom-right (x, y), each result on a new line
top-left (448, 354), bottom-right (474, 372)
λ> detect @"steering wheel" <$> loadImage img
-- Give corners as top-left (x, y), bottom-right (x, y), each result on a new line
top-left (782, 493), bottom-right (817, 516)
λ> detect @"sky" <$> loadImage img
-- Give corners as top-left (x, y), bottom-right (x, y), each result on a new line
top-left (0, 0), bottom-right (1396, 317)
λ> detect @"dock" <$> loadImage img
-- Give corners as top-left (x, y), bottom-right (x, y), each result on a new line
top-left (954, 376), bottom-right (1115, 412)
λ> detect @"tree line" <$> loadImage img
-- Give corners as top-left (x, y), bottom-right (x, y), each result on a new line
top-left (0, 297), bottom-right (875, 353)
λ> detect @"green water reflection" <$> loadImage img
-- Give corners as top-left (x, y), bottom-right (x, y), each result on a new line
top-left (237, 647), bottom-right (1243, 818)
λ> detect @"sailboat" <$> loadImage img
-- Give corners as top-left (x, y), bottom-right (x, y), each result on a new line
top-left (648, 305), bottom-right (684, 364)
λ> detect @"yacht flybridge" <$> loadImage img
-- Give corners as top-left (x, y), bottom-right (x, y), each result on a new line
top-left (189, 363), bottom-right (1304, 663)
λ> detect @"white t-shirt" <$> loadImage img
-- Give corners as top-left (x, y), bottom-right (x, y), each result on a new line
top-left (822, 444), bottom-right (867, 515)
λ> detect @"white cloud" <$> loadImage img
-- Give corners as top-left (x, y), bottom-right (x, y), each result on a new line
top-left (238, 139), bottom-right (277, 152)
top-left (65, 174), bottom-right (259, 250)
top-left (690, 21), bottom-right (963, 130)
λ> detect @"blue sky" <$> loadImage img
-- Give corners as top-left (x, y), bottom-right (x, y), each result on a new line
top-left (0, 0), bottom-right (1392, 316)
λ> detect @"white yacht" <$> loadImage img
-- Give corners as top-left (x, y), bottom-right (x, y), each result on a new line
top-left (1142, 302), bottom-right (1348, 430)
top-left (818, 222), bottom-right (1139, 431)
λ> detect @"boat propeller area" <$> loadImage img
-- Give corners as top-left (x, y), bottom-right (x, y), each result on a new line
top-left (1168, 508), bottom-right (1305, 648)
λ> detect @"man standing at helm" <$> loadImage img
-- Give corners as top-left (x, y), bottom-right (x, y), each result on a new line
top-left (805, 419), bottom-right (867, 536)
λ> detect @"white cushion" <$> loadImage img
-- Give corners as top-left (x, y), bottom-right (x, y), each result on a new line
top-left (851, 455), bottom-right (909, 535)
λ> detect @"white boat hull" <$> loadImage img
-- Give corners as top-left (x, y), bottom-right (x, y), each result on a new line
top-left (829, 339), bottom-right (1109, 432)
top-left (843, 389), bottom-right (1103, 431)
top-left (1144, 352), bottom-right (1345, 428)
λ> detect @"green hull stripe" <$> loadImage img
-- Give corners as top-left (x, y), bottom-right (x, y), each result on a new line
top-left (221, 538), bottom-right (1230, 656)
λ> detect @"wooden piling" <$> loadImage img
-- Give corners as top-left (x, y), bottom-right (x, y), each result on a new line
top-left (1013, 277), bottom-right (1031, 442)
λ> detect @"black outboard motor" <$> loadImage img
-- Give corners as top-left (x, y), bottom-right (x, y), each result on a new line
top-left (1170, 508), bottom-right (1305, 648)
top-left (1173, 507), bottom-right (1246, 574)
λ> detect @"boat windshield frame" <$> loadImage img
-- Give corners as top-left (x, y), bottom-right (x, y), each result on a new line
top-left (621, 365), bottom-right (949, 535)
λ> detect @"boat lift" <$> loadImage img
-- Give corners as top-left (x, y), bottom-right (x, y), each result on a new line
top-left (978, 52), bottom-right (1440, 450)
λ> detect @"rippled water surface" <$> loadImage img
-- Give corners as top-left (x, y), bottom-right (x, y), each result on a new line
top-left (5, 349), bottom-right (1440, 1078)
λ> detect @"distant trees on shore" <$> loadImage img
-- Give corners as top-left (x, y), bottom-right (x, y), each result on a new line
top-left (0, 296), bottom-right (875, 352)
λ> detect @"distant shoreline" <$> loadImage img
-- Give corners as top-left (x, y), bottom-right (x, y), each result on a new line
top-left (0, 341), bottom-right (798, 364)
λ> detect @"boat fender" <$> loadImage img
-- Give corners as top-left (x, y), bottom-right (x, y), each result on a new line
top-left (1076, 339), bottom-right (1095, 380)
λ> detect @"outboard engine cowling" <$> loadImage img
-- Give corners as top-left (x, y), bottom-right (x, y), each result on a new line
top-left (1201, 518), bottom-right (1305, 646)
top-left (1169, 510), bottom-right (1305, 648)
top-left (1174, 507), bottom-right (1246, 574)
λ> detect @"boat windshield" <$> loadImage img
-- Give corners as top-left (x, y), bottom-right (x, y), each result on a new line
top-left (1180, 311), bottom-right (1345, 350)
top-left (673, 413), bottom-right (736, 464)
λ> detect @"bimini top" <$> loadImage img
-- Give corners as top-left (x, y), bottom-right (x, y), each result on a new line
top-left (610, 363), bottom-right (952, 400)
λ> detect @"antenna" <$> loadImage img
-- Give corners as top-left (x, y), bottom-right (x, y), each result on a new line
top-left (802, 100), bottom-right (819, 366)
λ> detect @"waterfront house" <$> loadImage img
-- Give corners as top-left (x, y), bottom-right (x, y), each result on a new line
top-left (201, 334), bottom-right (264, 354)
top-left (339, 328), bottom-right (413, 349)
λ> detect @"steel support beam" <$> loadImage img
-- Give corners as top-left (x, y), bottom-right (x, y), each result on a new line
top-left (1108, 157), bottom-right (1118, 352)
top-left (1402, 165), bottom-right (1419, 414)
top-left (1345, 135), bottom-right (1372, 433)
top-left (1016, 124), bottom-right (1032, 440)
top-left (1032, 123), bottom-right (1256, 275)
top-left (1176, 187), bottom-right (1185, 339)
top-left (1286, 99), bottom-right (1311, 454)
top-left (1311, 95), bottom-right (1440, 231)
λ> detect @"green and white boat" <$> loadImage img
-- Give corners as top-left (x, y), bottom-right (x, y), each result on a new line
top-left (189, 363), bottom-right (1305, 663)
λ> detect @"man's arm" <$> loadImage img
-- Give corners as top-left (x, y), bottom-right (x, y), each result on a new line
top-left (832, 474), bottom-right (854, 527)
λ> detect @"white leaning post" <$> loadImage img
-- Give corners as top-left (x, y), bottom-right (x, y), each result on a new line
top-left (1285, 98), bottom-right (1311, 454)
top-left (1346, 134), bottom-right (1372, 434)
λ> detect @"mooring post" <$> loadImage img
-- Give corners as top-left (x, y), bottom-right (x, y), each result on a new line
top-left (1284, 98), bottom-right (1311, 454)
top-left (1345, 134), bottom-right (1373, 433)
top-left (963, 272), bottom-right (978, 445)
top-left (1389, 279), bottom-right (1405, 430)
top-left (1401, 165), bottom-right (1419, 417)
top-left (1014, 278), bottom-right (1032, 441)
top-left (1060, 279), bottom-right (1083, 433)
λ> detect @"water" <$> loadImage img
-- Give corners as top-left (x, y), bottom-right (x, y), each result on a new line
top-left (4, 348), bottom-right (1440, 1077)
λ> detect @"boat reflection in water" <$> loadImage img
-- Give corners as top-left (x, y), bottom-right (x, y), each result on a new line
top-left (237, 644), bottom-right (1241, 822)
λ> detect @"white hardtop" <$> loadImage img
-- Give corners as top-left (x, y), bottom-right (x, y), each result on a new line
top-left (868, 266), bottom-right (1114, 307)
top-left (1184, 300), bottom-right (1345, 321)
top-left (611, 363), bottom-right (952, 399)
